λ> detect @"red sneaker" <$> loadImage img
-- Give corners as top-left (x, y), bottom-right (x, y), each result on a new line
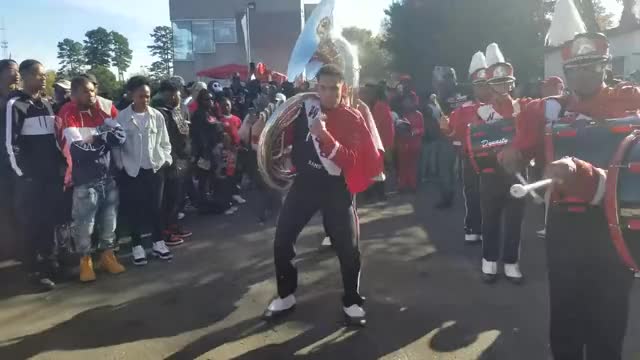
top-left (165, 234), bottom-right (185, 247)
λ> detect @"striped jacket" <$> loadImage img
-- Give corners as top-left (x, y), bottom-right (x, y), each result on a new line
top-left (58, 97), bottom-right (120, 186)
top-left (4, 91), bottom-right (65, 179)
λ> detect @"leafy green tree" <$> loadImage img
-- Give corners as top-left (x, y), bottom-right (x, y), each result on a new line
top-left (111, 31), bottom-right (133, 82)
top-left (57, 38), bottom-right (85, 77)
top-left (84, 27), bottom-right (113, 68)
top-left (382, 0), bottom-right (545, 87)
top-left (148, 26), bottom-right (173, 79)
top-left (342, 27), bottom-right (391, 82)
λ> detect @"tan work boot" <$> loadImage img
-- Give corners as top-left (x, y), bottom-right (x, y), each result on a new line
top-left (79, 256), bottom-right (96, 282)
top-left (99, 249), bottom-right (126, 274)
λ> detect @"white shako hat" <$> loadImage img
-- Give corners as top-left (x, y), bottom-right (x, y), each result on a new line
top-left (469, 51), bottom-right (488, 84)
top-left (485, 43), bottom-right (515, 84)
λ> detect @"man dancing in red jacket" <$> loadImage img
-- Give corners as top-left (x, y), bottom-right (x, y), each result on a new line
top-left (263, 65), bottom-right (382, 326)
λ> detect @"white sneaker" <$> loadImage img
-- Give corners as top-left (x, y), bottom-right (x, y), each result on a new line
top-left (343, 304), bottom-right (366, 318)
top-left (224, 206), bottom-right (239, 215)
top-left (482, 259), bottom-right (498, 275)
top-left (343, 304), bottom-right (367, 326)
top-left (132, 245), bottom-right (147, 266)
top-left (465, 234), bottom-right (481, 242)
top-left (537, 229), bottom-right (546, 238)
top-left (504, 263), bottom-right (523, 279)
top-left (635, 272), bottom-right (640, 279)
top-left (177, 212), bottom-right (185, 220)
top-left (267, 295), bottom-right (296, 312)
top-left (321, 236), bottom-right (332, 247)
top-left (232, 195), bottom-right (247, 204)
top-left (152, 241), bottom-right (173, 260)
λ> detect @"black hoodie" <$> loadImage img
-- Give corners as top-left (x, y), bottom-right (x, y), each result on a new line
top-left (4, 91), bottom-right (65, 179)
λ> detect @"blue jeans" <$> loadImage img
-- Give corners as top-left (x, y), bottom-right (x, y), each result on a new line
top-left (72, 178), bottom-right (119, 256)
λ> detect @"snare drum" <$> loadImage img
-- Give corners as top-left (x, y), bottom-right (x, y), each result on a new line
top-left (467, 119), bottom-right (515, 173)
top-left (605, 130), bottom-right (640, 272)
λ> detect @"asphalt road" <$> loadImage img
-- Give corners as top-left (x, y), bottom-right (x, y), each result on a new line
top-left (0, 186), bottom-right (638, 360)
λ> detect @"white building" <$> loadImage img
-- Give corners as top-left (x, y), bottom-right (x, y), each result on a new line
top-left (545, 25), bottom-right (640, 81)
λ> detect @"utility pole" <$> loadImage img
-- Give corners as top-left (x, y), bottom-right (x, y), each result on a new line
top-left (0, 18), bottom-right (9, 59)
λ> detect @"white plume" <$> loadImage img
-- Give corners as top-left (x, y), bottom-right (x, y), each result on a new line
top-left (468, 51), bottom-right (487, 76)
top-left (546, 0), bottom-right (587, 47)
top-left (485, 43), bottom-right (505, 67)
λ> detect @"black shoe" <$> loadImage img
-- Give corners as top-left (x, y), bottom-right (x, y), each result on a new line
top-left (30, 273), bottom-right (56, 291)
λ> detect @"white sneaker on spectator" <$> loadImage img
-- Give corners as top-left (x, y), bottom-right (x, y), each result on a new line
top-left (504, 263), bottom-right (523, 284)
top-left (321, 237), bottom-right (332, 247)
top-left (225, 206), bottom-right (239, 215)
top-left (232, 195), bottom-right (247, 204)
top-left (537, 229), bottom-right (546, 238)
top-left (132, 245), bottom-right (147, 266)
top-left (152, 241), bottom-right (173, 260)
top-left (635, 272), bottom-right (640, 279)
top-left (177, 212), bottom-right (185, 220)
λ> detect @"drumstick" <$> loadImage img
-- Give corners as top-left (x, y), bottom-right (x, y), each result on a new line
top-left (510, 179), bottom-right (554, 199)
top-left (515, 172), bottom-right (544, 202)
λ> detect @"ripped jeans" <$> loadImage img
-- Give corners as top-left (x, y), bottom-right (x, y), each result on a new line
top-left (72, 178), bottom-right (119, 256)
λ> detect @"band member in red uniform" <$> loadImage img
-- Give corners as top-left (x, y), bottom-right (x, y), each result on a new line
top-left (263, 65), bottom-right (382, 326)
top-left (396, 92), bottom-right (424, 192)
top-left (448, 51), bottom-right (492, 243)
top-left (476, 43), bottom-right (532, 283)
top-left (500, 32), bottom-right (638, 360)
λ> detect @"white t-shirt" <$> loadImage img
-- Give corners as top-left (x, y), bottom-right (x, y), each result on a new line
top-left (132, 111), bottom-right (153, 170)
top-left (133, 111), bottom-right (150, 129)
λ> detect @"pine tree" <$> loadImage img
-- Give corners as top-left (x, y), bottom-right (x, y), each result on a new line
top-left (84, 27), bottom-right (113, 68)
top-left (57, 38), bottom-right (85, 77)
top-left (111, 31), bottom-right (133, 82)
top-left (148, 26), bottom-right (173, 79)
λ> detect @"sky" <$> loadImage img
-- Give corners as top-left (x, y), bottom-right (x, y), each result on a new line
top-left (0, 0), bottom-right (623, 77)
top-left (2, 0), bottom-right (394, 77)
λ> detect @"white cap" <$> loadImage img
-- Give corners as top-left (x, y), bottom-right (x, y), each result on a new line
top-left (468, 51), bottom-right (487, 76)
top-left (546, 0), bottom-right (587, 47)
top-left (485, 43), bottom-right (505, 67)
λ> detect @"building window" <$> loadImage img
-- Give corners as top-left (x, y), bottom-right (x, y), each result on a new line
top-left (192, 20), bottom-right (215, 53)
top-left (214, 19), bottom-right (238, 44)
top-left (172, 21), bottom-right (193, 61)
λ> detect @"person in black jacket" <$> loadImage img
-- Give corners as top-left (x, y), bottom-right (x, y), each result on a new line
top-left (5, 60), bottom-right (65, 290)
top-left (155, 80), bottom-right (193, 245)
top-left (191, 90), bottom-right (235, 214)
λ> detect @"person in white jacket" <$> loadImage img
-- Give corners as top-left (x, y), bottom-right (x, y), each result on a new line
top-left (112, 76), bottom-right (173, 266)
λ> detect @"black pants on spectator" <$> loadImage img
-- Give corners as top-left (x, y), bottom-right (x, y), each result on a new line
top-left (163, 160), bottom-right (188, 231)
top-left (479, 172), bottom-right (524, 263)
top-left (0, 174), bottom-right (18, 261)
top-left (118, 169), bottom-right (165, 246)
top-left (14, 176), bottom-right (63, 274)
top-left (274, 177), bottom-right (363, 307)
top-left (546, 205), bottom-right (633, 360)
top-left (462, 157), bottom-right (482, 236)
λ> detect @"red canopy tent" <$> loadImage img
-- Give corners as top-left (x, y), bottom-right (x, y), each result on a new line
top-left (196, 64), bottom-right (248, 79)
top-left (196, 63), bottom-right (287, 84)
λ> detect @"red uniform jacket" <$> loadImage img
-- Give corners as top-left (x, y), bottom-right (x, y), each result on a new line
top-left (448, 101), bottom-right (482, 153)
top-left (512, 84), bottom-right (640, 203)
top-left (372, 101), bottom-right (395, 150)
top-left (286, 104), bottom-right (383, 194)
top-left (398, 111), bottom-right (425, 146)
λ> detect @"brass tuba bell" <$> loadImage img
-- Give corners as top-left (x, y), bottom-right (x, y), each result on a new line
top-left (257, 0), bottom-right (363, 191)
